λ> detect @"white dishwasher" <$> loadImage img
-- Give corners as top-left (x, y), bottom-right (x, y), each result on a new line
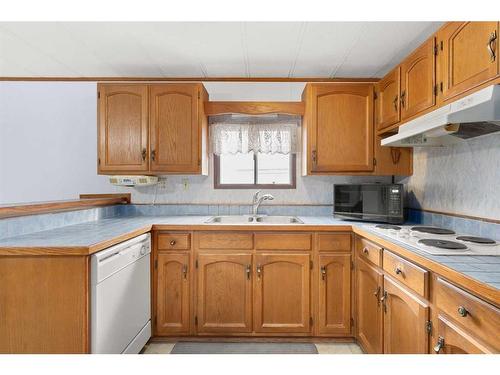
top-left (91, 233), bottom-right (151, 354)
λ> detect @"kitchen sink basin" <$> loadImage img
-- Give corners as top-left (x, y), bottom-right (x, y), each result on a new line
top-left (205, 215), bottom-right (303, 224)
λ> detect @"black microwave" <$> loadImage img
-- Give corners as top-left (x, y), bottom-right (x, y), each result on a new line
top-left (333, 184), bottom-right (404, 224)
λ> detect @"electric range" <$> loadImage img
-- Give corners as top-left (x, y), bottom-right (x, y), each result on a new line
top-left (367, 224), bottom-right (500, 256)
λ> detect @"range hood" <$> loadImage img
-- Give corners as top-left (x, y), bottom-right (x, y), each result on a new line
top-left (382, 85), bottom-right (500, 147)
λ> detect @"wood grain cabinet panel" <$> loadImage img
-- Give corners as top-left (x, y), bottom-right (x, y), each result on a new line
top-left (433, 316), bottom-right (495, 354)
top-left (304, 83), bottom-right (374, 173)
top-left (317, 233), bottom-right (351, 252)
top-left (149, 84), bottom-right (202, 173)
top-left (356, 255), bottom-right (384, 354)
top-left (254, 253), bottom-right (311, 333)
top-left (255, 233), bottom-right (312, 251)
top-left (318, 254), bottom-right (351, 335)
top-left (196, 253), bottom-right (253, 333)
top-left (400, 38), bottom-right (436, 121)
top-left (383, 276), bottom-right (429, 354)
top-left (197, 232), bottom-right (253, 250)
top-left (438, 22), bottom-right (499, 102)
top-left (98, 84), bottom-right (149, 173)
top-left (156, 253), bottom-right (190, 335)
top-left (376, 67), bottom-right (401, 130)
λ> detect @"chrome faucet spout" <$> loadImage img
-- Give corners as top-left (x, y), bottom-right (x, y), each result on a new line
top-left (252, 191), bottom-right (275, 216)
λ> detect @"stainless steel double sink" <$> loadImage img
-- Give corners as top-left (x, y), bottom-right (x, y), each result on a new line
top-left (205, 215), bottom-right (303, 224)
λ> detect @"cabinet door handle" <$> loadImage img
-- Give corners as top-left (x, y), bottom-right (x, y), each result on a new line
top-left (380, 291), bottom-right (388, 313)
top-left (433, 337), bottom-right (445, 353)
top-left (487, 30), bottom-right (497, 62)
top-left (246, 264), bottom-right (251, 280)
top-left (256, 265), bottom-right (262, 279)
top-left (400, 90), bottom-right (406, 108)
top-left (141, 148), bottom-right (147, 161)
top-left (151, 149), bottom-right (156, 161)
top-left (457, 306), bottom-right (469, 317)
top-left (374, 286), bottom-right (381, 305)
top-left (311, 150), bottom-right (317, 164)
top-left (320, 266), bottom-right (326, 281)
top-left (182, 264), bottom-right (188, 279)
top-left (393, 95), bottom-right (398, 112)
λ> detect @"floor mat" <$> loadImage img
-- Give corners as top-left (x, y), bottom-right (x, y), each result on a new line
top-left (170, 342), bottom-right (318, 354)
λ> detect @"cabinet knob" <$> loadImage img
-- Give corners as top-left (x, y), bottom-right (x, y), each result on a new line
top-left (363, 247), bottom-right (369, 255)
top-left (457, 306), bottom-right (469, 317)
top-left (170, 240), bottom-right (176, 246)
top-left (433, 337), bottom-right (445, 353)
top-left (395, 266), bottom-right (403, 276)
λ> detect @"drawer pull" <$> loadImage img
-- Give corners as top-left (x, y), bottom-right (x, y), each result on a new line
top-left (433, 337), bottom-right (445, 353)
top-left (395, 266), bottom-right (403, 276)
top-left (363, 247), bottom-right (369, 255)
top-left (170, 240), bottom-right (176, 246)
top-left (321, 266), bottom-right (327, 281)
top-left (457, 306), bottom-right (469, 317)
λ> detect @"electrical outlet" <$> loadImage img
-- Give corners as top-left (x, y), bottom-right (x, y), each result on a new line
top-left (182, 178), bottom-right (189, 191)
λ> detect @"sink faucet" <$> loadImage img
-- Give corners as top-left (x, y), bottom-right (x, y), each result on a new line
top-left (252, 190), bottom-right (274, 216)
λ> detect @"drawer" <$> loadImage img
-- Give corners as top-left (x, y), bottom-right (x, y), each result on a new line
top-left (383, 251), bottom-right (428, 298)
top-left (157, 232), bottom-right (191, 250)
top-left (356, 237), bottom-right (382, 267)
top-left (198, 232), bottom-right (253, 250)
top-left (436, 277), bottom-right (500, 351)
top-left (255, 233), bottom-right (312, 250)
top-left (318, 233), bottom-right (351, 252)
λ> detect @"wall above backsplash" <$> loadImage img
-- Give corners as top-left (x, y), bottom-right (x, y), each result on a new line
top-left (402, 132), bottom-right (500, 221)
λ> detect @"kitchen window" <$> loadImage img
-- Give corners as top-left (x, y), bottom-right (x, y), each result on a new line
top-left (210, 114), bottom-right (300, 189)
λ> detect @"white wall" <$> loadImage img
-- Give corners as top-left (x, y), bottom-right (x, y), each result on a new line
top-left (0, 81), bottom-right (389, 205)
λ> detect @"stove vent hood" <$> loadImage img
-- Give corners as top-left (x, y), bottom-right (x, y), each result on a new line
top-left (382, 85), bottom-right (500, 147)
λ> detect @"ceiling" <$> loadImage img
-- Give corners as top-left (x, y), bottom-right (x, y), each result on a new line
top-left (0, 22), bottom-right (443, 79)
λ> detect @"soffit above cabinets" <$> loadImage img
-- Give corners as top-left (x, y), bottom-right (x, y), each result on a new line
top-left (0, 21), bottom-right (442, 78)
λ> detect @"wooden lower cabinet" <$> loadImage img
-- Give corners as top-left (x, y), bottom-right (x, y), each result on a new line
top-left (383, 276), bottom-right (429, 353)
top-left (196, 253), bottom-right (253, 334)
top-left (254, 253), bottom-right (311, 333)
top-left (156, 253), bottom-right (190, 335)
top-left (318, 254), bottom-right (351, 335)
top-left (356, 255), bottom-right (384, 353)
top-left (434, 316), bottom-right (494, 354)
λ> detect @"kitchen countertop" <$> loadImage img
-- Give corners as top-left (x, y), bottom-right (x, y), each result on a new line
top-left (0, 214), bottom-right (498, 303)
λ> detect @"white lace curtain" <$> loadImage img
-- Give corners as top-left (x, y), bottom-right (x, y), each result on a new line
top-left (210, 114), bottom-right (301, 155)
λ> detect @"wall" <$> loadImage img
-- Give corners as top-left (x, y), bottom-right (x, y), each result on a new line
top-left (0, 81), bottom-right (388, 206)
top-left (402, 132), bottom-right (500, 221)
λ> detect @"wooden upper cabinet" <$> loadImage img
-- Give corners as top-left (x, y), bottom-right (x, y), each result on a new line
top-left (356, 255), bottom-right (384, 354)
top-left (150, 84), bottom-right (206, 174)
top-left (254, 253), bottom-right (311, 333)
top-left (318, 254), bottom-right (351, 336)
top-left (376, 67), bottom-right (400, 131)
top-left (383, 276), bottom-right (429, 354)
top-left (196, 253), bottom-right (253, 333)
top-left (156, 253), bottom-right (190, 335)
top-left (438, 22), bottom-right (499, 102)
top-left (400, 37), bottom-right (436, 121)
top-left (303, 83), bottom-right (374, 174)
top-left (98, 84), bottom-right (149, 173)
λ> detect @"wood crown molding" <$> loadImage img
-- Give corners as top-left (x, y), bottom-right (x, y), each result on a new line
top-left (0, 194), bottom-right (130, 219)
top-left (205, 101), bottom-right (305, 116)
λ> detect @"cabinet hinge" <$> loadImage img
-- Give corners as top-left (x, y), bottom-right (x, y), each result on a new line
top-left (154, 316), bottom-right (157, 326)
top-left (434, 44), bottom-right (438, 56)
top-left (195, 259), bottom-right (198, 269)
top-left (351, 261), bottom-right (354, 270)
top-left (440, 81), bottom-right (443, 93)
top-left (198, 159), bottom-right (201, 166)
top-left (374, 91), bottom-right (378, 100)
top-left (435, 84), bottom-right (439, 96)
top-left (195, 316), bottom-right (198, 325)
top-left (426, 320), bottom-right (432, 334)
top-left (154, 259), bottom-right (158, 269)
top-left (97, 91), bottom-right (100, 99)
top-left (373, 158), bottom-right (377, 166)
top-left (310, 260), bottom-right (313, 270)
top-left (98, 158), bottom-right (101, 166)
top-left (198, 91), bottom-right (200, 99)
top-left (350, 317), bottom-right (354, 327)
top-left (440, 40), bottom-right (443, 51)
top-left (310, 317), bottom-right (313, 326)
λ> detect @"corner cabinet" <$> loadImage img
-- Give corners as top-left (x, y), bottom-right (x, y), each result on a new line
top-left (302, 83), bottom-right (374, 174)
top-left (97, 83), bottom-right (208, 175)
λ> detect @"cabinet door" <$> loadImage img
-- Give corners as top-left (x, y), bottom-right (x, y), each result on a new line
top-left (308, 84), bottom-right (374, 173)
top-left (156, 253), bottom-right (190, 335)
top-left (438, 22), bottom-right (499, 101)
top-left (196, 253), bottom-right (253, 333)
top-left (383, 276), bottom-right (429, 353)
top-left (400, 38), bottom-right (436, 121)
top-left (318, 254), bottom-right (351, 335)
top-left (254, 253), bottom-right (311, 333)
top-left (433, 316), bottom-right (494, 354)
top-left (149, 84), bottom-right (200, 173)
top-left (356, 256), bottom-right (384, 353)
top-left (377, 67), bottom-right (400, 131)
top-left (97, 84), bottom-right (149, 173)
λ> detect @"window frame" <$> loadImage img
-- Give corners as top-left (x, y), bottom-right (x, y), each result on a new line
top-left (214, 153), bottom-right (297, 189)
